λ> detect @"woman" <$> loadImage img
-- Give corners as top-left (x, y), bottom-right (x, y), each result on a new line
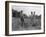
top-left (20, 11), bottom-right (24, 27)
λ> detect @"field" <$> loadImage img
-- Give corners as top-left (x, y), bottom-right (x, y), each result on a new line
top-left (12, 17), bottom-right (41, 31)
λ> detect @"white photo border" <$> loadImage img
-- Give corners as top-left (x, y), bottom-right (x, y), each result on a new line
top-left (9, 3), bottom-right (44, 34)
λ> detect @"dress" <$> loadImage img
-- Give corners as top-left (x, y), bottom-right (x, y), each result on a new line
top-left (21, 16), bottom-right (24, 22)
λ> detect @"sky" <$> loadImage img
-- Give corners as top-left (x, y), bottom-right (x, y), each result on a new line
top-left (12, 5), bottom-right (42, 16)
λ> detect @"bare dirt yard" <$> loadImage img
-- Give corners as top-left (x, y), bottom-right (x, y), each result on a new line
top-left (12, 17), bottom-right (41, 31)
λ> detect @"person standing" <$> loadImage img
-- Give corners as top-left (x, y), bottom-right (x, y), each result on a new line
top-left (31, 12), bottom-right (34, 23)
top-left (32, 11), bottom-right (36, 26)
top-left (20, 10), bottom-right (24, 28)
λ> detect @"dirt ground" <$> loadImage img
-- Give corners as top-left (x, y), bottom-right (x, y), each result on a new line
top-left (12, 17), bottom-right (41, 31)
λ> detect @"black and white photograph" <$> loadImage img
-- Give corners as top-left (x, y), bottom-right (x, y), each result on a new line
top-left (12, 5), bottom-right (41, 31)
top-left (5, 1), bottom-right (45, 36)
